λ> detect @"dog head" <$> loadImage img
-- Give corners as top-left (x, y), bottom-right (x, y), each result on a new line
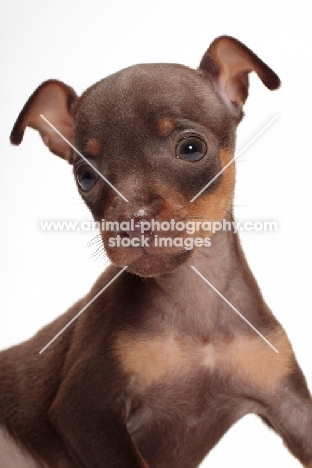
top-left (10, 36), bottom-right (280, 277)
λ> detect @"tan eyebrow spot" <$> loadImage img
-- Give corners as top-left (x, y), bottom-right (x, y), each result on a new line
top-left (158, 117), bottom-right (176, 136)
top-left (85, 138), bottom-right (101, 157)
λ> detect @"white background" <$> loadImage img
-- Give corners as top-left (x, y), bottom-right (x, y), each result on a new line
top-left (0, 1), bottom-right (311, 466)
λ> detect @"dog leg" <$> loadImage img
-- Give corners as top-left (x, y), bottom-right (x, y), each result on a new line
top-left (50, 359), bottom-right (150, 468)
top-left (260, 365), bottom-right (312, 466)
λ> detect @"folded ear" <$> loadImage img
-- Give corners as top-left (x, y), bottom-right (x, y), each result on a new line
top-left (199, 36), bottom-right (281, 121)
top-left (10, 80), bottom-right (78, 163)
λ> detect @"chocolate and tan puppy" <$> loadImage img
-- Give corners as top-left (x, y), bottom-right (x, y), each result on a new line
top-left (1, 36), bottom-right (311, 467)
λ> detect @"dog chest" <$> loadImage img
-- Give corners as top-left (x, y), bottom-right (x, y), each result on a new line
top-left (114, 330), bottom-right (292, 466)
top-left (118, 335), bottom-right (241, 467)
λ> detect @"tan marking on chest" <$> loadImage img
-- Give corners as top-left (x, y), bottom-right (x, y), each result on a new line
top-left (115, 328), bottom-right (294, 390)
top-left (114, 334), bottom-right (215, 387)
top-left (225, 328), bottom-right (294, 390)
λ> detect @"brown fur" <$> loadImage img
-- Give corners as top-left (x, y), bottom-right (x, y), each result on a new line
top-left (2, 36), bottom-right (312, 467)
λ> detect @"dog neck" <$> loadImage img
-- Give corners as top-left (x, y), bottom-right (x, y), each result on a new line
top-left (142, 220), bottom-right (265, 341)
top-left (155, 216), bottom-right (239, 293)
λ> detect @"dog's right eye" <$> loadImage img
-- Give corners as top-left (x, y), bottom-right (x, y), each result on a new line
top-left (76, 167), bottom-right (97, 191)
top-left (176, 136), bottom-right (207, 162)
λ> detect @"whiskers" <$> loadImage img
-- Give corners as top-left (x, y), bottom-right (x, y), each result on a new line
top-left (87, 233), bottom-right (109, 265)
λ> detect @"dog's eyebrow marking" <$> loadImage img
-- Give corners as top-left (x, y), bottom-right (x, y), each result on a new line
top-left (158, 117), bottom-right (176, 136)
top-left (85, 138), bottom-right (101, 157)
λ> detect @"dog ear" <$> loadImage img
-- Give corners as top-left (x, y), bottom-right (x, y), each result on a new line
top-left (199, 36), bottom-right (280, 121)
top-left (10, 80), bottom-right (78, 163)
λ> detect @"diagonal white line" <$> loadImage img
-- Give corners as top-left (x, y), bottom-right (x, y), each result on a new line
top-left (190, 266), bottom-right (279, 353)
top-left (39, 266), bottom-right (128, 354)
top-left (190, 115), bottom-right (278, 202)
top-left (40, 114), bottom-right (129, 203)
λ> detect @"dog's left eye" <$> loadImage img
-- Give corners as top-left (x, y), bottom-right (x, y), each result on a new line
top-left (176, 136), bottom-right (207, 162)
top-left (76, 167), bottom-right (97, 191)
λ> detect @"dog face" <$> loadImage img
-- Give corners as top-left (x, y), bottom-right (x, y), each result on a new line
top-left (73, 63), bottom-right (236, 276)
top-left (10, 36), bottom-right (280, 277)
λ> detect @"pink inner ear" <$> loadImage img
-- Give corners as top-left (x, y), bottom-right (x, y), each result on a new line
top-left (11, 80), bottom-right (77, 163)
top-left (200, 36), bottom-right (280, 121)
top-left (39, 119), bottom-right (74, 162)
top-left (216, 42), bottom-right (252, 75)
top-left (27, 85), bottom-right (75, 162)
top-left (224, 70), bottom-right (249, 108)
top-left (213, 42), bottom-right (253, 111)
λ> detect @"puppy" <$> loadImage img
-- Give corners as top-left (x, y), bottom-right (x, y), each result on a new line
top-left (1, 36), bottom-right (311, 467)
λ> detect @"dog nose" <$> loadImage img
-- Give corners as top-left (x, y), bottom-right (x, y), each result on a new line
top-left (117, 214), bottom-right (154, 240)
